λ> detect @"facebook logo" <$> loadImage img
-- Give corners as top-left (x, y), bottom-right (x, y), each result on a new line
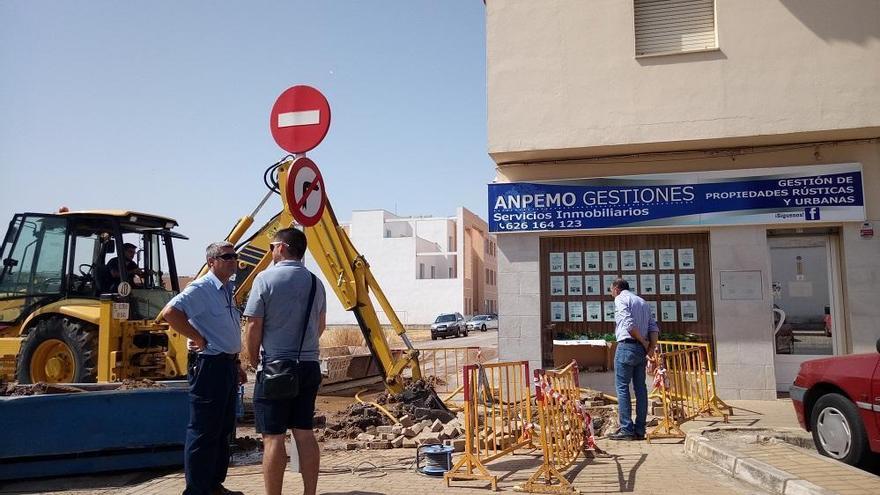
top-left (804, 207), bottom-right (821, 221)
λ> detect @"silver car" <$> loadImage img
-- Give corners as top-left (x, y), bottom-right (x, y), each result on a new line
top-left (467, 314), bottom-right (499, 332)
top-left (431, 312), bottom-right (467, 340)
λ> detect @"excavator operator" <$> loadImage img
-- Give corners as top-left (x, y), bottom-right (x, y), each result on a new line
top-left (106, 242), bottom-right (144, 291)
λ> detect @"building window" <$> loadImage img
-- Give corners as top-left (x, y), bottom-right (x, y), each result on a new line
top-left (449, 267), bottom-right (454, 278)
top-left (634, 0), bottom-right (717, 57)
top-left (419, 263), bottom-right (425, 279)
top-left (431, 265), bottom-right (436, 279)
top-left (486, 268), bottom-right (490, 283)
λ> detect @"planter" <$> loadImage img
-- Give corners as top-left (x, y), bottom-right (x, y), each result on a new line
top-left (552, 339), bottom-right (613, 371)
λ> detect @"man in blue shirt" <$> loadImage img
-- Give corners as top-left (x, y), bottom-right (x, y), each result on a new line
top-left (609, 278), bottom-right (659, 441)
top-left (243, 227), bottom-right (326, 495)
top-left (161, 241), bottom-right (246, 495)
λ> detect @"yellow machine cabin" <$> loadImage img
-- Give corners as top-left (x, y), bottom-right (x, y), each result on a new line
top-left (0, 210), bottom-right (188, 383)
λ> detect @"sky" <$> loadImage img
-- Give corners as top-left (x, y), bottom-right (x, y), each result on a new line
top-left (0, 1), bottom-right (492, 274)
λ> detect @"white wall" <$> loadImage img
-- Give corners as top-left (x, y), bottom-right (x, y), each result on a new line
top-left (305, 208), bottom-right (495, 325)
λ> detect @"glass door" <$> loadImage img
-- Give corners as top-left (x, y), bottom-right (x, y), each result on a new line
top-left (769, 234), bottom-right (842, 392)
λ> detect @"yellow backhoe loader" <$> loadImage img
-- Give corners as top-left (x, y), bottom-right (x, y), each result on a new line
top-left (0, 210), bottom-right (189, 383)
top-left (1, 159), bottom-right (426, 395)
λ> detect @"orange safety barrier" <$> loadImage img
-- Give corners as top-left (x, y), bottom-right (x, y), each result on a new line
top-left (445, 361), bottom-right (534, 491)
top-left (514, 360), bottom-right (592, 494)
top-left (417, 347), bottom-right (481, 410)
top-left (656, 340), bottom-right (733, 418)
top-left (647, 345), bottom-right (728, 442)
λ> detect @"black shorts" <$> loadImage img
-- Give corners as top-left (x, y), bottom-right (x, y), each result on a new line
top-left (254, 361), bottom-right (322, 434)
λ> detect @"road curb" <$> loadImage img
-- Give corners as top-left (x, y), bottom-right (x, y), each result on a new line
top-left (686, 427), bottom-right (838, 495)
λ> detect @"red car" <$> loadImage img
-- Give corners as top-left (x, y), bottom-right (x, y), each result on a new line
top-left (790, 339), bottom-right (880, 467)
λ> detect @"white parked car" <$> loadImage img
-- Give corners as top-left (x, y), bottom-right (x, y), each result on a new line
top-left (467, 314), bottom-right (499, 332)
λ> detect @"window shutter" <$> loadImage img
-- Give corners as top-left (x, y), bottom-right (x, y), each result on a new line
top-left (635, 0), bottom-right (716, 56)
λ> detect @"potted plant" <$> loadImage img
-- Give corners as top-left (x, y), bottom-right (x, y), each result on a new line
top-left (552, 332), bottom-right (614, 371)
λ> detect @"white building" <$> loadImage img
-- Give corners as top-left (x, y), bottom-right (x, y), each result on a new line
top-left (307, 207), bottom-right (498, 325)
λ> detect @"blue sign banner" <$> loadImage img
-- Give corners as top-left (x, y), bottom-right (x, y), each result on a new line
top-left (488, 164), bottom-right (865, 233)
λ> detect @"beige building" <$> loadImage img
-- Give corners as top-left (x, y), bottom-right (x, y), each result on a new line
top-left (486, 0), bottom-right (880, 399)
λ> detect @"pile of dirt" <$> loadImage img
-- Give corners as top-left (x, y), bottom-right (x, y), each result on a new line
top-left (321, 402), bottom-right (390, 440)
top-left (117, 379), bottom-right (164, 390)
top-left (233, 435), bottom-right (263, 451)
top-left (376, 379), bottom-right (456, 423)
top-left (1, 382), bottom-right (85, 396)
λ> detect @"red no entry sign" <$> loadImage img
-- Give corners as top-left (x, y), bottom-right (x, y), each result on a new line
top-left (284, 157), bottom-right (326, 227)
top-left (270, 85), bottom-right (331, 154)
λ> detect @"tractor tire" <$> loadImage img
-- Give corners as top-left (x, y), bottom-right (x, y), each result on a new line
top-left (15, 317), bottom-right (98, 384)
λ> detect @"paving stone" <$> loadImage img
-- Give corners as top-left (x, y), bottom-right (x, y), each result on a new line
top-left (399, 415), bottom-right (414, 427)
top-left (430, 419), bottom-right (443, 432)
top-left (391, 435), bottom-right (405, 448)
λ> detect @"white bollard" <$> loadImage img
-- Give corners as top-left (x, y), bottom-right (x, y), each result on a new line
top-left (287, 435), bottom-right (300, 473)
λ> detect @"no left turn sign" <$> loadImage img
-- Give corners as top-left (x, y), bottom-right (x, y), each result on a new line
top-left (284, 157), bottom-right (326, 227)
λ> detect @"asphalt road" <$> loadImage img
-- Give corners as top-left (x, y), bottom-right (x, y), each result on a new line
top-left (416, 326), bottom-right (498, 350)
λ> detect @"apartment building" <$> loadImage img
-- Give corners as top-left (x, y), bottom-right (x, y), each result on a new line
top-left (486, 0), bottom-right (880, 399)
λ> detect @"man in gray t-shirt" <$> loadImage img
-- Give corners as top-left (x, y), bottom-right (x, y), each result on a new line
top-left (243, 227), bottom-right (326, 495)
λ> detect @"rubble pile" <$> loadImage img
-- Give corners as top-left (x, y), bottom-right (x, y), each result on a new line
top-left (578, 389), bottom-right (660, 437)
top-left (1, 382), bottom-right (85, 396)
top-left (117, 378), bottom-right (164, 390)
top-left (317, 379), bottom-right (465, 452)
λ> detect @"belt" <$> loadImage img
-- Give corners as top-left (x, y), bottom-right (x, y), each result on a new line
top-left (619, 338), bottom-right (638, 344)
top-left (198, 352), bottom-right (239, 361)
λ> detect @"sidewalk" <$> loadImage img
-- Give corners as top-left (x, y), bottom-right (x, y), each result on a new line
top-left (5, 399), bottom-right (877, 494)
top-left (682, 399), bottom-right (880, 495)
top-left (3, 439), bottom-right (759, 495)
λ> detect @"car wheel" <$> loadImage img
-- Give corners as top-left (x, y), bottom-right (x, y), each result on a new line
top-left (432, 335), bottom-right (437, 341)
top-left (481, 325), bottom-right (487, 332)
top-left (810, 393), bottom-right (869, 466)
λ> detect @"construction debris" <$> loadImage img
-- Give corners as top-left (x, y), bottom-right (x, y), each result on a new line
top-left (317, 379), bottom-right (463, 451)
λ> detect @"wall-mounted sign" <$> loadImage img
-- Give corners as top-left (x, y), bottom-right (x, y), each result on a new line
top-left (860, 221), bottom-right (874, 239)
top-left (489, 163), bottom-right (865, 233)
top-left (720, 270), bottom-right (763, 300)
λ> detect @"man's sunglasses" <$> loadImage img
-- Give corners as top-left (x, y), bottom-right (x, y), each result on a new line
top-left (214, 253), bottom-right (238, 261)
top-left (269, 241), bottom-right (289, 249)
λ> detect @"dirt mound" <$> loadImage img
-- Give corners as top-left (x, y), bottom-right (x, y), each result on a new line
top-left (322, 402), bottom-right (390, 440)
top-left (1, 382), bottom-right (86, 396)
top-left (376, 379), bottom-right (456, 423)
top-left (117, 379), bottom-right (164, 390)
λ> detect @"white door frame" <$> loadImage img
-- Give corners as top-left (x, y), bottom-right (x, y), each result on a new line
top-left (768, 233), bottom-right (845, 391)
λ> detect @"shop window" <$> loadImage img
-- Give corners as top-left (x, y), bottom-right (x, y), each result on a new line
top-left (540, 233), bottom-right (713, 367)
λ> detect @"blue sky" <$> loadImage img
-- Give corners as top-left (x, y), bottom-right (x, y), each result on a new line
top-left (0, 1), bottom-right (491, 273)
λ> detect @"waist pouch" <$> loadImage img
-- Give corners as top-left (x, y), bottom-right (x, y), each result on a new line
top-left (262, 359), bottom-right (301, 400)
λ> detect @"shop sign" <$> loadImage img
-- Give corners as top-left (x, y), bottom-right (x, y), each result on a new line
top-left (488, 163), bottom-right (865, 233)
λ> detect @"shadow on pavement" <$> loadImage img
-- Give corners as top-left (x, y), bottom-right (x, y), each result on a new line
top-left (614, 453), bottom-right (647, 492)
top-left (0, 467), bottom-right (178, 494)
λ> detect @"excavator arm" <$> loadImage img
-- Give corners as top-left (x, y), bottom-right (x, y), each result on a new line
top-left (204, 158), bottom-right (423, 394)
